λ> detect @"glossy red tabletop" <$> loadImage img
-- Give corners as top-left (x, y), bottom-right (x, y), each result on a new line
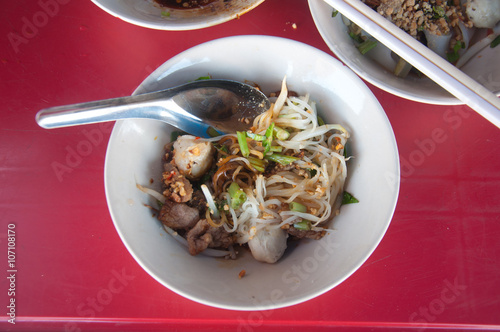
top-left (1, 1), bottom-right (500, 331)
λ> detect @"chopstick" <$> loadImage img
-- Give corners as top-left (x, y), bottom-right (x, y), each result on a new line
top-left (323, 0), bottom-right (500, 129)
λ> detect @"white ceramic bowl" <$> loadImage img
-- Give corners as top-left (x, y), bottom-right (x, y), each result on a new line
top-left (91, 0), bottom-right (264, 31)
top-left (309, 0), bottom-right (500, 105)
top-left (104, 35), bottom-right (400, 310)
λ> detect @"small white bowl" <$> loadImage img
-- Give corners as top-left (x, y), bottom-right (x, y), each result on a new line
top-left (91, 0), bottom-right (264, 31)
top-left (104, 35), bottom-right (400, 310)
top-left (309, 0), bottom-right (500, 105)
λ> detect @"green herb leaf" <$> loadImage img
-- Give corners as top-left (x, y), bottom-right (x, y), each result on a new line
top-left (317, 115), bottom-right (325, 126)
top-left (342, 191), bottom-right (359, 205)
top-left (491, 35), bottom-right (500, 48)
top-left (432, 6), bottom-right (445, 18)
top-left (308, 168), bottom-right (317, 177)
top-left (446, 40), bottom-right (465, 63)
top-left (214, 143), bottom-right (228, 154)
top-left (343, 141), bottom-right (350, 159)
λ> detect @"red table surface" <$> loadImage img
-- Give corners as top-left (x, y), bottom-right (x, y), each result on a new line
top-left (1, 0), bottom-right (500, 331)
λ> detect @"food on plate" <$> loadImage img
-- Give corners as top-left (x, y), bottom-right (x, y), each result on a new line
top-left (139, 78), bottom-right (354, 263)
top-left (339, 0), bottom-right (500, 77)
top-left (153, 0), bottom-right (218, 9)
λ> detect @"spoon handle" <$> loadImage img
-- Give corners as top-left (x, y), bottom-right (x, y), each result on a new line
top-left (36, 90), bottom-right (176, 128)
top-left (324, 0), bottom-right (500, 128)
top-left (35, 88), bottom-right (217, 137)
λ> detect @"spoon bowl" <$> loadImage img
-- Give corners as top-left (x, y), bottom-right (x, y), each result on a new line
top-left (36, 79), bottom-right (270, 138)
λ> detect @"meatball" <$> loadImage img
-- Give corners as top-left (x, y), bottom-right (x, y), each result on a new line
top-left (248, 226), bottom-right (288, 263)
top-left (173, 135), bottom-right (215, 180)
top-left (466, 0), bottom-right (500, 28)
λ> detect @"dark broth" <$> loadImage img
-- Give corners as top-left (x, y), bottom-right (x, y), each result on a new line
top-left (154, 0), bottom-right (218, 9)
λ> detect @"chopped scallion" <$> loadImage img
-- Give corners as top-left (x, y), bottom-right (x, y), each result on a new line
top-left (237, 131), bottom-right (250, 157)
top-left (273, 126), bottom-right (290, 140)
top-left (266, 122), bottom-right (275, 138)
top-left (265, 153), bottom-right (298, 165)
top-left (246, 132), bottom-right (266, 141)
top-left (263, 122), bottom-right (275, 154)
top-left (289, 201), bottom-right (307, 213)
top-left (357, 40), bottom-right (377, 55)
top-left (394, 57), bottom-right (412, 78)
top-left (349, 32), bottom-right (364, 43)
top-left (228, 182), bottom-right (247, 209)
top-left (293, 220), bottom-right (311, 231)
top-left (247, 156), bottom-right (267, 172)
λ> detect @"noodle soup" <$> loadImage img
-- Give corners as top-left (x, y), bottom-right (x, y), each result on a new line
top-left (139, 78), bottom-right (353, 264)
top-left (105, 35), bottom-right (399, 309)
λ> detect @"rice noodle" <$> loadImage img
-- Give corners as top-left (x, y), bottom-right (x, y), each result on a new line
top-left (147, 77), bottom-right (351, 262)
top-left (136, 183), bottom-right (166, 204)
top-left (201, 184), bottom-right (219, 218)
top-left (215, 78), bottom-right (350, 240)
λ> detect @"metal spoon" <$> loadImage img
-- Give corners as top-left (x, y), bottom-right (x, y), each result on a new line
top-left (36, 79), bottom-right (270, 138)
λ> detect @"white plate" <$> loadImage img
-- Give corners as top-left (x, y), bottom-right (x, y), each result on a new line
top-left (104, 35), bottom-right (400, 310)
top-left (309, 0), bottom-right (500, 105)
top-left (91, 0), bottom-right (264, 31)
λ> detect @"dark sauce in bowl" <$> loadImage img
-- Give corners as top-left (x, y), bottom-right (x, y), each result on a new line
top-left (154, 0), bottom-right (219, 9)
